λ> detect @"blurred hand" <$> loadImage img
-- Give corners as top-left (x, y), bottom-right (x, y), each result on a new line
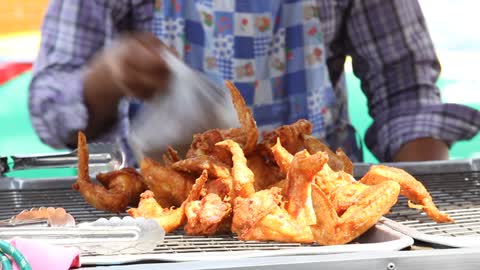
top-left (94, 32), bottom-right (171, 100)
top-left (79, 32), bottom-right (171, 144)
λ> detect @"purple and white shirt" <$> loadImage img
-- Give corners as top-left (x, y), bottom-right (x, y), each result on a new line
top-left (29, 0), bottom-right (480, 162)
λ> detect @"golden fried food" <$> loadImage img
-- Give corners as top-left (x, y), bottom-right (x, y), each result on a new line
top-left (233, 187), bottom-right (314, 243)
top-left (162, 147), bottom-right (181, 166)
top-left (127, 190), bottom-right (184, 233)
top-left (185, 81), bottom-right (258, 164)
top-left (171, 153), bottom-right (234, 198)
top-left (284, 143), bottom-right (452, 223)
top-left (310, 181), bottom-right (400, 245)
top-left (328, 182), bottom-right (368, 216)
top-left (184, 193), bottom-right (232, 236)
top-left (225, 80), bottom-right (258, 156)
top-left (95, 168), bottom-right (147, 206)
top-left (247, 151), bottom-right (283, 191)
top-left (335, 148), bottom-right (353, 175)
top-left (141, 158), bottom-right (194, 208)
top-left (75, 79), bottom-right (454, 246)
top-left (128, 170), bottom-right (208, 233)
top-left (303, 134), bottom-right (345, 172)
top-left (360, 165), bottom-right (454, 223)
top-left (314, 162), bottom-right (355, 199)
top-left (216, 140), bottom-right (255, 198)
top-left (284, 150), bottom-right (327, 226)
top-left (260, 119), bottom-right (312, 154)
top-left (270, 138), bottom-right (293, 176)
top-left (205, 177), bottom-right (233, 199)
top-left (186, 129), bottom-right (232, 165)
top-left (73, 132), bottom-right (146, 212)
top-left (171, 155), bottom-right (231, 179)
top-left (225, 140), bottom-right (316, 243)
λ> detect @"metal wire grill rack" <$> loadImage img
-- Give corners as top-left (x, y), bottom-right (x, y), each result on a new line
top-left (1, 170), bottom-right (479, 255)
top-left (385, 171), bottom-right (480, 237)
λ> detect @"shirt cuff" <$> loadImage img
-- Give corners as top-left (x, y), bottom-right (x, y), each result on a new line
top-left (365, 103), bottom-right (480, 162)
top-left (29, 69), bottom-right (88, 149)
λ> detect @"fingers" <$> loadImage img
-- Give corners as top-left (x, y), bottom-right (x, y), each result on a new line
top-left (103, 32), bottom-right (171, 100)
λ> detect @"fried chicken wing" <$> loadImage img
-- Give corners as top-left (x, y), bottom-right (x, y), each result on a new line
top-left (258, 120), bottom-right (312, 163)
top-left (73, 132), bottom-right (146, 213)
top-left (247, 151), bottom-right (283, 191)
top-left (185, 81), bottom-right (258, 163)
top-left (128, 170), bottom-right (208, 233)
top-left (260, 119), bottom-right (312, 154)
top-left (270, 138), bottom-right (293, 176)
top-left (360, 165), bottom-right (454, 223)
top-left (141, 158), bottom-right (195, 208)
top-left (186, 129), bottom-right (233, 165)
top-left (284, 150), bottom-right (327, 226)
top-left (162, 147), bottom-right (181, 166)
top-left (171, 155), bottom-right (231, 179)
top-left (225, 80), bottom-right (258, 156)
top-left (335, 148), bottom-right (353, 175)
top-left (310, 181), bottom-right (400, 245)
top-left (302, 134), bottom-right (345, 172)
top-left (184, 193), bottom-right (232, 236)
top-left (233, 187), bottom-right (314, 243)
top-left (216, 140), bottom-right (255, 198)
top-left (95, 168), bottom-right (147, 206)
top-left (314, 163), bottom-right (355, 197)
top-left (225, 140), bottom-right (319, 243)
top-left (205, 177), bottom-right (233, 198)
top-left (328, 182), bottom-right (369, 216)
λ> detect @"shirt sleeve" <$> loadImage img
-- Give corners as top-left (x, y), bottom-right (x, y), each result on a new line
top-left (28, 0), bottom-right (151, 148)
top-left (344, 0), bottom-right (480, 161)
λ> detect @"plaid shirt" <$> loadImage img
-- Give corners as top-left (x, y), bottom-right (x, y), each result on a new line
top-left (29, 0), bottom-right (480, 162)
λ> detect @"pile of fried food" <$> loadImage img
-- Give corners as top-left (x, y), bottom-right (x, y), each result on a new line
top-left (74, 81), bottom-right (454, 245)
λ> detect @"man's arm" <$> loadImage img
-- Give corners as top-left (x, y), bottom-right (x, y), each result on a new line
top-left (29, 0), bottom-right (153, 148)
top-left (343, 0), bottom-right (480, 162)
top-left (393, 138), bottom-right (449, 162)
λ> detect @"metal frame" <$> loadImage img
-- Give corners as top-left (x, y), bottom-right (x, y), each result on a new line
top-left (84, 248), bottom-right (480, 270)
top-left (353, 158), bottom-right (480, 177)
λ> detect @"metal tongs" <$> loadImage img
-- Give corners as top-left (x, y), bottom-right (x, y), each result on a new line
top-left (0, 207), bottom-right (76, 227)
top-left (0, 143), bottom-right (126, 176)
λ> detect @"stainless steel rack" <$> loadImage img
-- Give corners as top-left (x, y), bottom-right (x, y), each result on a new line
top-left (3, 159), bottom-right (480, 269)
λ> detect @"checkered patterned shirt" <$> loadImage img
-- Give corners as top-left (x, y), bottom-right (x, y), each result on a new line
top-left (29, 0), bottom-right (480, 162)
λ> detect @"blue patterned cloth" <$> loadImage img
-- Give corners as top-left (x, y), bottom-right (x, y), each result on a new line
top-left (152, 0), bottom-right (338, 141)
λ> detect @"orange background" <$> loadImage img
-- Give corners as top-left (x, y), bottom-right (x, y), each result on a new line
top-left (0, 0), bottom-right (48, 35)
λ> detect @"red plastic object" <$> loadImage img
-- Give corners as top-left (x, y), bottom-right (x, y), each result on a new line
top-left (0, 62), bottom-right (32, 84)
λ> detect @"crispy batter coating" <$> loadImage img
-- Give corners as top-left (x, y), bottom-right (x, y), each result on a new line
top-left (141, 158), bottom-right (194, 208)
top-left (225, 80), bottom-right (258, 156)
top-left (184, 193), bottom-right (232, 236)
top-left (247, 151), bottom-right (283, 191)
top-left (303, 134), bottom-right (346, 172)
top-left (260, 119), bottom-right (312, 155)
top-left (73, 132), bottom-right (146, 212)
top-left (310, 181), bottom-right (400, 245)
top-left (216, 140), bottom-right (255, 198)
top-left (360, 165), bottom-right (454, 223)
top-left (284, 150), bottom-right (327, 226)
top-left (128, 170), bottom-right (208, 233)
top-left (171, 155), bottom-right (231, 179)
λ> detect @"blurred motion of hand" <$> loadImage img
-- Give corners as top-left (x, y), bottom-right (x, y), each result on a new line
top-left (90, 32), bottom-right (171, 100)
top-left (79, 32), bottom-right (171, 144)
